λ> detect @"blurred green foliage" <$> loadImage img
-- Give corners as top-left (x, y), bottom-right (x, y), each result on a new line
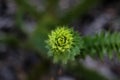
top-left (82, 32), bottom-right (120, 60)
top-left (66, 61), bottom-right (108, 80)
top-left (1, 0), bottom-right (116, 80)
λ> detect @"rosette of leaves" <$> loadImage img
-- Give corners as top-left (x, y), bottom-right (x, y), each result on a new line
top-left (46, 27), bottom-right (83, 64)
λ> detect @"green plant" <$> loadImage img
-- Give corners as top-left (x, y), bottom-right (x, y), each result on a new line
top-left (46, 26), bottom-right (83, 64)
top-left (46, 27), bottom-right (120, 64)
top-left (82, 32), bottom-right (120, 59)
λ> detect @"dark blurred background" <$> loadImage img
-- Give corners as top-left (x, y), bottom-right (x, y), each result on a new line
top-left (0, 0), bottom-right (120, 80)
